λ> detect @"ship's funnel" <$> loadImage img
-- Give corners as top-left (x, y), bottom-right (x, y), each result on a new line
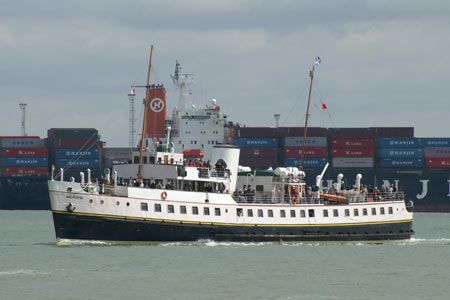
top-left (145, 85), bottom-right (167, 140)
top-left (211, 144), bottom-right (240, 192)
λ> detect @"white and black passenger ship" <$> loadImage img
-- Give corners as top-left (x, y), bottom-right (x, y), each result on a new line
top-left (48, 52), bottom-right (413, 243)
top-left (48, 143), bottom-right (413, 243)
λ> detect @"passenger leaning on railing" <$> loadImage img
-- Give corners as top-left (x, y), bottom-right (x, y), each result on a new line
top-left (244, 185), bottom-right (255, 203)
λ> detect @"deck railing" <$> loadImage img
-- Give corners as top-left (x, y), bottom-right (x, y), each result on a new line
top-left (197, 167), bottom-right (230, 180)
top-left (232, 191), bottom-right (405, 205)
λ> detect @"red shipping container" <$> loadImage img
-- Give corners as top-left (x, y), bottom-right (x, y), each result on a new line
top-left (284, 147), bottom-right (327, 158)
top-left (373, 127), bottom-right (414, 138)
top-left (332, 139), bottom-right (374, 149)
top-left (426, 158), bottom-right (450, 168)
top-left (330, 128), bottom-right (375, 139)
top-left (332, 148), bottom-right (374, 157)
top-left (53, 138), bottom-right (100, 149)
top-left (3, 148), bottom-right (48, 157)
top-left (240, 147), bottom-right (278, 158)
top-left (3, 166), bottom-right (48, 176)
top-left (281, 127), bottom-right (327, 137)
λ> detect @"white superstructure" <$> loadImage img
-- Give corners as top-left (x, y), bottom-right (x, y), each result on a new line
top-left (162, 61), bottom-right (229, 161)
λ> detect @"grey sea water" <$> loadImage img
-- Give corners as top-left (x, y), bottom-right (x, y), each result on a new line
top-left (0, 211), bottom-right (449, 300)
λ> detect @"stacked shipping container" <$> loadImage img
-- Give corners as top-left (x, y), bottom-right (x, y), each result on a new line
top-left (235, 137), bottom-right (278, 168)
top-left (48, 128), bottom-right (101, 180)
top-left (379, 138), bottom-right (424, 168)
top-left (0, 137), bottom-right (48, 176)
top-left (329, 129), bottom-right (375, 168)
top-left (283, 127), bottom-right (328, 168)
top-left (331, 139), bottom-right (375, 168)
top-left (421, 138), bottom-right (450, 168)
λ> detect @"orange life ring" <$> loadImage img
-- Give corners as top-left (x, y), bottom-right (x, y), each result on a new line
top-left (161, 191), bottom-right (167, 200)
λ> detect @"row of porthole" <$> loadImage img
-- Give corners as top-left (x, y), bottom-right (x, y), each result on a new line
top-left (89, 199), bottom-right (130, 207)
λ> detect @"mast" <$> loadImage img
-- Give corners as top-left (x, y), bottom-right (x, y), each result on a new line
top-left (137, 45), bottom-right (154, 180)
top-left (299, 64), bottom-right (315, 171)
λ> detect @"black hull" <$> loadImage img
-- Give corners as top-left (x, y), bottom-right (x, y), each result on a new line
top-left (52, 211), bottom-right (413, 242)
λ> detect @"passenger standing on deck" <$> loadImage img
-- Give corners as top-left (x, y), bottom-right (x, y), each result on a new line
top-left (292, 186), bottom-right (299, 204)
top-left (197, 159), bottom-right (205, 167)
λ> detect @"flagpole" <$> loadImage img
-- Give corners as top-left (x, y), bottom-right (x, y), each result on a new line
top-left (137, 45), bottom-right (154, 181)
top-left (299, 64), bottom-right (314, 171)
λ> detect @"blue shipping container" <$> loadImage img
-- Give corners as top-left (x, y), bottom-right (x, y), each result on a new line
top-left (380, 148), bottom-right (423, 158)
top-left (284, 137), bottom-right (327, 147)
top-left (56, 148), bottom-right (100, 159)
top-left (3, 157), bottom-right (48, 167)
top-left (420, 138), bottom-right (450, 147)
top-left (234, 138), bottom-right (278, 148)
top-left (379, 138), bottom-right (421, 148)
top-left (380, 158), bottom-right (424, 168)
top-left (284, 158), bottom-right (327, 168)
top-left (55, 159), bottom-right (100, 168)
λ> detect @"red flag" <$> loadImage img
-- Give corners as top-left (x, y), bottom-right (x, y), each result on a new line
top-left (322, 103), bottom-right (327, 111)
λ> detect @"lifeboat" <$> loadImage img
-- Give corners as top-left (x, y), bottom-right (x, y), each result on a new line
top-left (183, 149), bottom-right (204, 158)
top-left (320, 193), bottom-right (347, 203)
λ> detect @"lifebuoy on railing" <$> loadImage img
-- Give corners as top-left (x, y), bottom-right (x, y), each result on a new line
top-left (161, 191), bottom-right (167, 200)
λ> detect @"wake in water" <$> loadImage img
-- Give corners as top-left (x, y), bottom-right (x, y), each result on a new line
top-left (55, 237), bottom-right (450, 247)
top-left (0, 269), bottom-right (50, 277)
top-left (401, 237), bottom-right (450, 245)
top-left (57, 238), bottom-right (115, 247)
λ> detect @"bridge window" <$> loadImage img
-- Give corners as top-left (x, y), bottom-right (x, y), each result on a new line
top-left (154, 203), bottom-right (161, 212)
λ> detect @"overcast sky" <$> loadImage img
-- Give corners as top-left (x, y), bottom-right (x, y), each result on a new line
top-left (1, 0), bottom-right (449, 146)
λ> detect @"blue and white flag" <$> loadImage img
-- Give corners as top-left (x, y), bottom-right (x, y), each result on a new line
top-left (314, 56), bottom-right (321, 66)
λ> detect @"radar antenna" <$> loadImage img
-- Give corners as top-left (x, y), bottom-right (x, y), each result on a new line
top-left (170, 60), bottom-right (181, 86)
top-left (170, 61), bottom-right (195, 111)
